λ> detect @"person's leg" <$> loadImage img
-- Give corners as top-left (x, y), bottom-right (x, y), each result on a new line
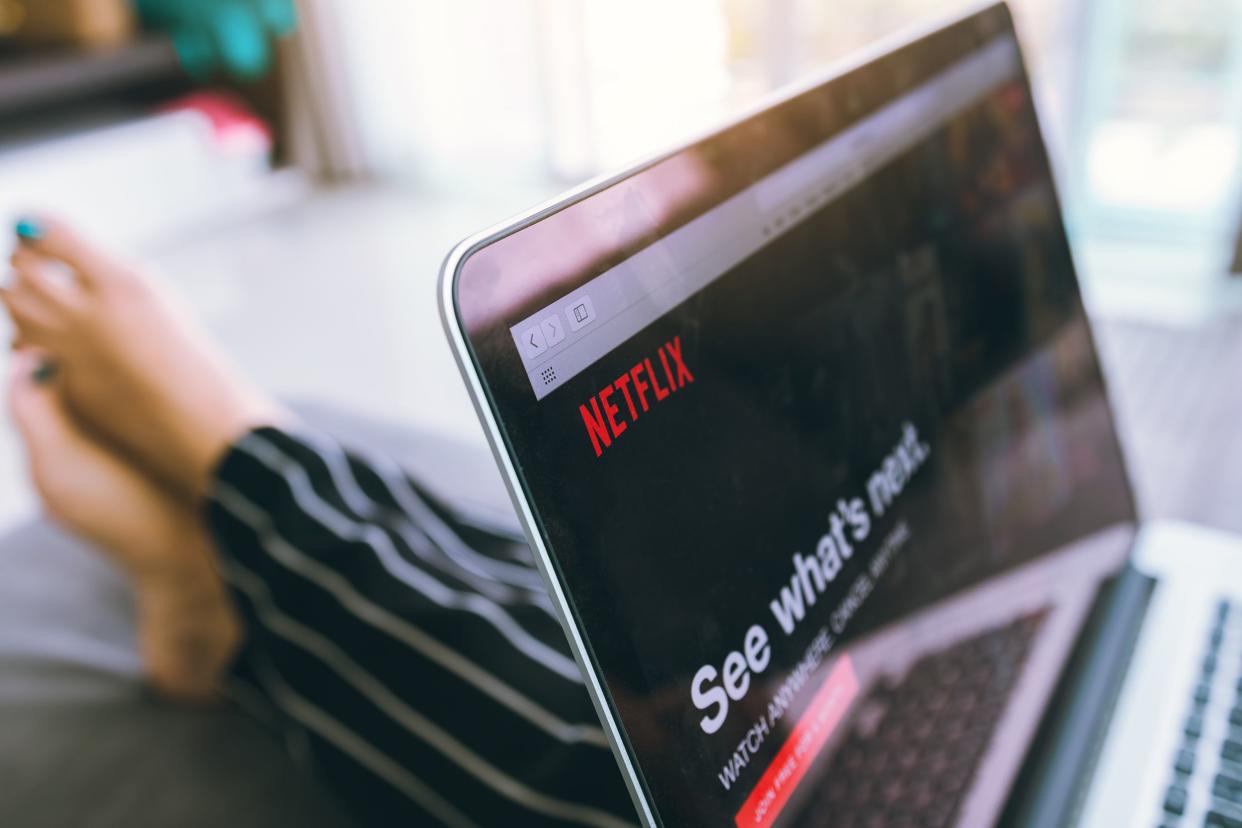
top-left (209, 425), bottom-right (635, 827)
top-left (3, 220), bottom-right (638, 826)
top-left (6, 351), bottom-right (240, 701)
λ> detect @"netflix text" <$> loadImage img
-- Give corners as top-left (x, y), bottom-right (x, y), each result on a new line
top-left (579, 336), bottom-right (695, 458)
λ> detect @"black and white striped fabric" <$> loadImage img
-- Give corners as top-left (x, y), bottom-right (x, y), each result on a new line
top-left (206, 427), bottom-right (638, 827)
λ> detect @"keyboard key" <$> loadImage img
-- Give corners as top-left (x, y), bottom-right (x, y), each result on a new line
top-left (1197, 684), bottom-right (1214, 705)
top-left (1187, 714), bottom-right (1205, 740)
top-left (1175, 748), bottom-right (1197, 776)
top-left (1225, 740), bottom-right (1242, 764)
top-left (1207, 810), bottom-right (1242, 828)
top-left (1164, 785), bottom-right (1188, 815)
top-left (1215, 772), bottom-right (1242, 803)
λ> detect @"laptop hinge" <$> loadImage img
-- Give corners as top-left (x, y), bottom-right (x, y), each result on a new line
top-left (1000, 563), bottom-right (1156, 827)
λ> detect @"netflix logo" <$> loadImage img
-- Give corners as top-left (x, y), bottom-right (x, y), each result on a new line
top-left (579, 335), bottom-right (695, 458)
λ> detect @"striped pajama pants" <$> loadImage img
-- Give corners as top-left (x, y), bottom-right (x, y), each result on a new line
top-left (205, 427), bottom-right (638, 827)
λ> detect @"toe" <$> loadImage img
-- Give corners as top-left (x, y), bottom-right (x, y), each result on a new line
top-left (6, 350), bottom-right (68, 446)
top-left (15, 215), bottom-right (127, 289)
top-left (1, 287), bottom-right (62, 347)
top-left (6, 350), bottom-right (95, 526)
top-left (11, 248), bottom-right (81, 310)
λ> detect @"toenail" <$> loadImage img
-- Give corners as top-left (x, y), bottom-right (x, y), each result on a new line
top-left (32, 360), bottom-right (57, 384)
top-left (15, 218), bottom-right (45, 242)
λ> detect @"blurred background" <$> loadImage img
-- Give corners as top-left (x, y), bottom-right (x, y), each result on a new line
top-left (0, 0), bottom-right (1240, 536)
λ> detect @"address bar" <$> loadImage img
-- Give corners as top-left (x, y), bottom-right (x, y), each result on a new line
top-left (511, 36), bottom-right (1020, 401)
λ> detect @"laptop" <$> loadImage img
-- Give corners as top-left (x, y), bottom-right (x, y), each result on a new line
top-left (439, 3), bottom-right (1242, 825)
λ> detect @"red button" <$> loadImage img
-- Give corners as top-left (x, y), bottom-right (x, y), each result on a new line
top-left (734, 656), bottom-right (859, 828)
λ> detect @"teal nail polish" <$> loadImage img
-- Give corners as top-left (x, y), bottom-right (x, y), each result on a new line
top-left (32, 361), bottom-right (57, 385)
top-left (15, 219), bottom-right (44, 242)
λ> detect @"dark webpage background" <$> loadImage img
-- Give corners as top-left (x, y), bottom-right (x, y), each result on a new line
top-left (475, 79), bottom-right (1134, 825)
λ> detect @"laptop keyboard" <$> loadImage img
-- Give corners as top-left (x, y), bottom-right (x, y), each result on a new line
top-left (790, 610), bottom-right (1047, 828)
top-left (1160, 600), bottom-right (1242, 828)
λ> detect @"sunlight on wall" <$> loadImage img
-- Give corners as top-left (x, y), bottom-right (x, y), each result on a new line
top-left (322, 0), bottom-right (1236, 230)
top-left (328, 0), bottom-right (547, 187)
top-left (541, 0), bottom-right (731, 177)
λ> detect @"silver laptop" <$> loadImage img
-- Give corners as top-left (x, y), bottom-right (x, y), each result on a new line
top-left (439, 3), bottom-right (1242, 825)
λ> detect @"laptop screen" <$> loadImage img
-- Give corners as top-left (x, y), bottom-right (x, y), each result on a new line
top-left (450, 5), bottom-right (1137, 826)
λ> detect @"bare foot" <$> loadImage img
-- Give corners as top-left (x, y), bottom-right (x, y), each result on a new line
top-left (2, 217), bottom-right (288, 501)
top-left (8, 350), bottom-right (243, 701)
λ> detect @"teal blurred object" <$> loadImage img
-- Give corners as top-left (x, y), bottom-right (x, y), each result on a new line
top-left (15, 219), bottom-right (45, 242)
top-left (134, 0), bottom-right (297, 80)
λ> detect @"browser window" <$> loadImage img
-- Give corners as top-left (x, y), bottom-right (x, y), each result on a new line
top-left (455, 19), bottom-right (1136, 827)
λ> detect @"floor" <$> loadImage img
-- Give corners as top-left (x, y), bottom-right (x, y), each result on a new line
top-left (0, 184), bottom-right (1239, 540)
top-left (1095, 318), bottom-right (1242, 534)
